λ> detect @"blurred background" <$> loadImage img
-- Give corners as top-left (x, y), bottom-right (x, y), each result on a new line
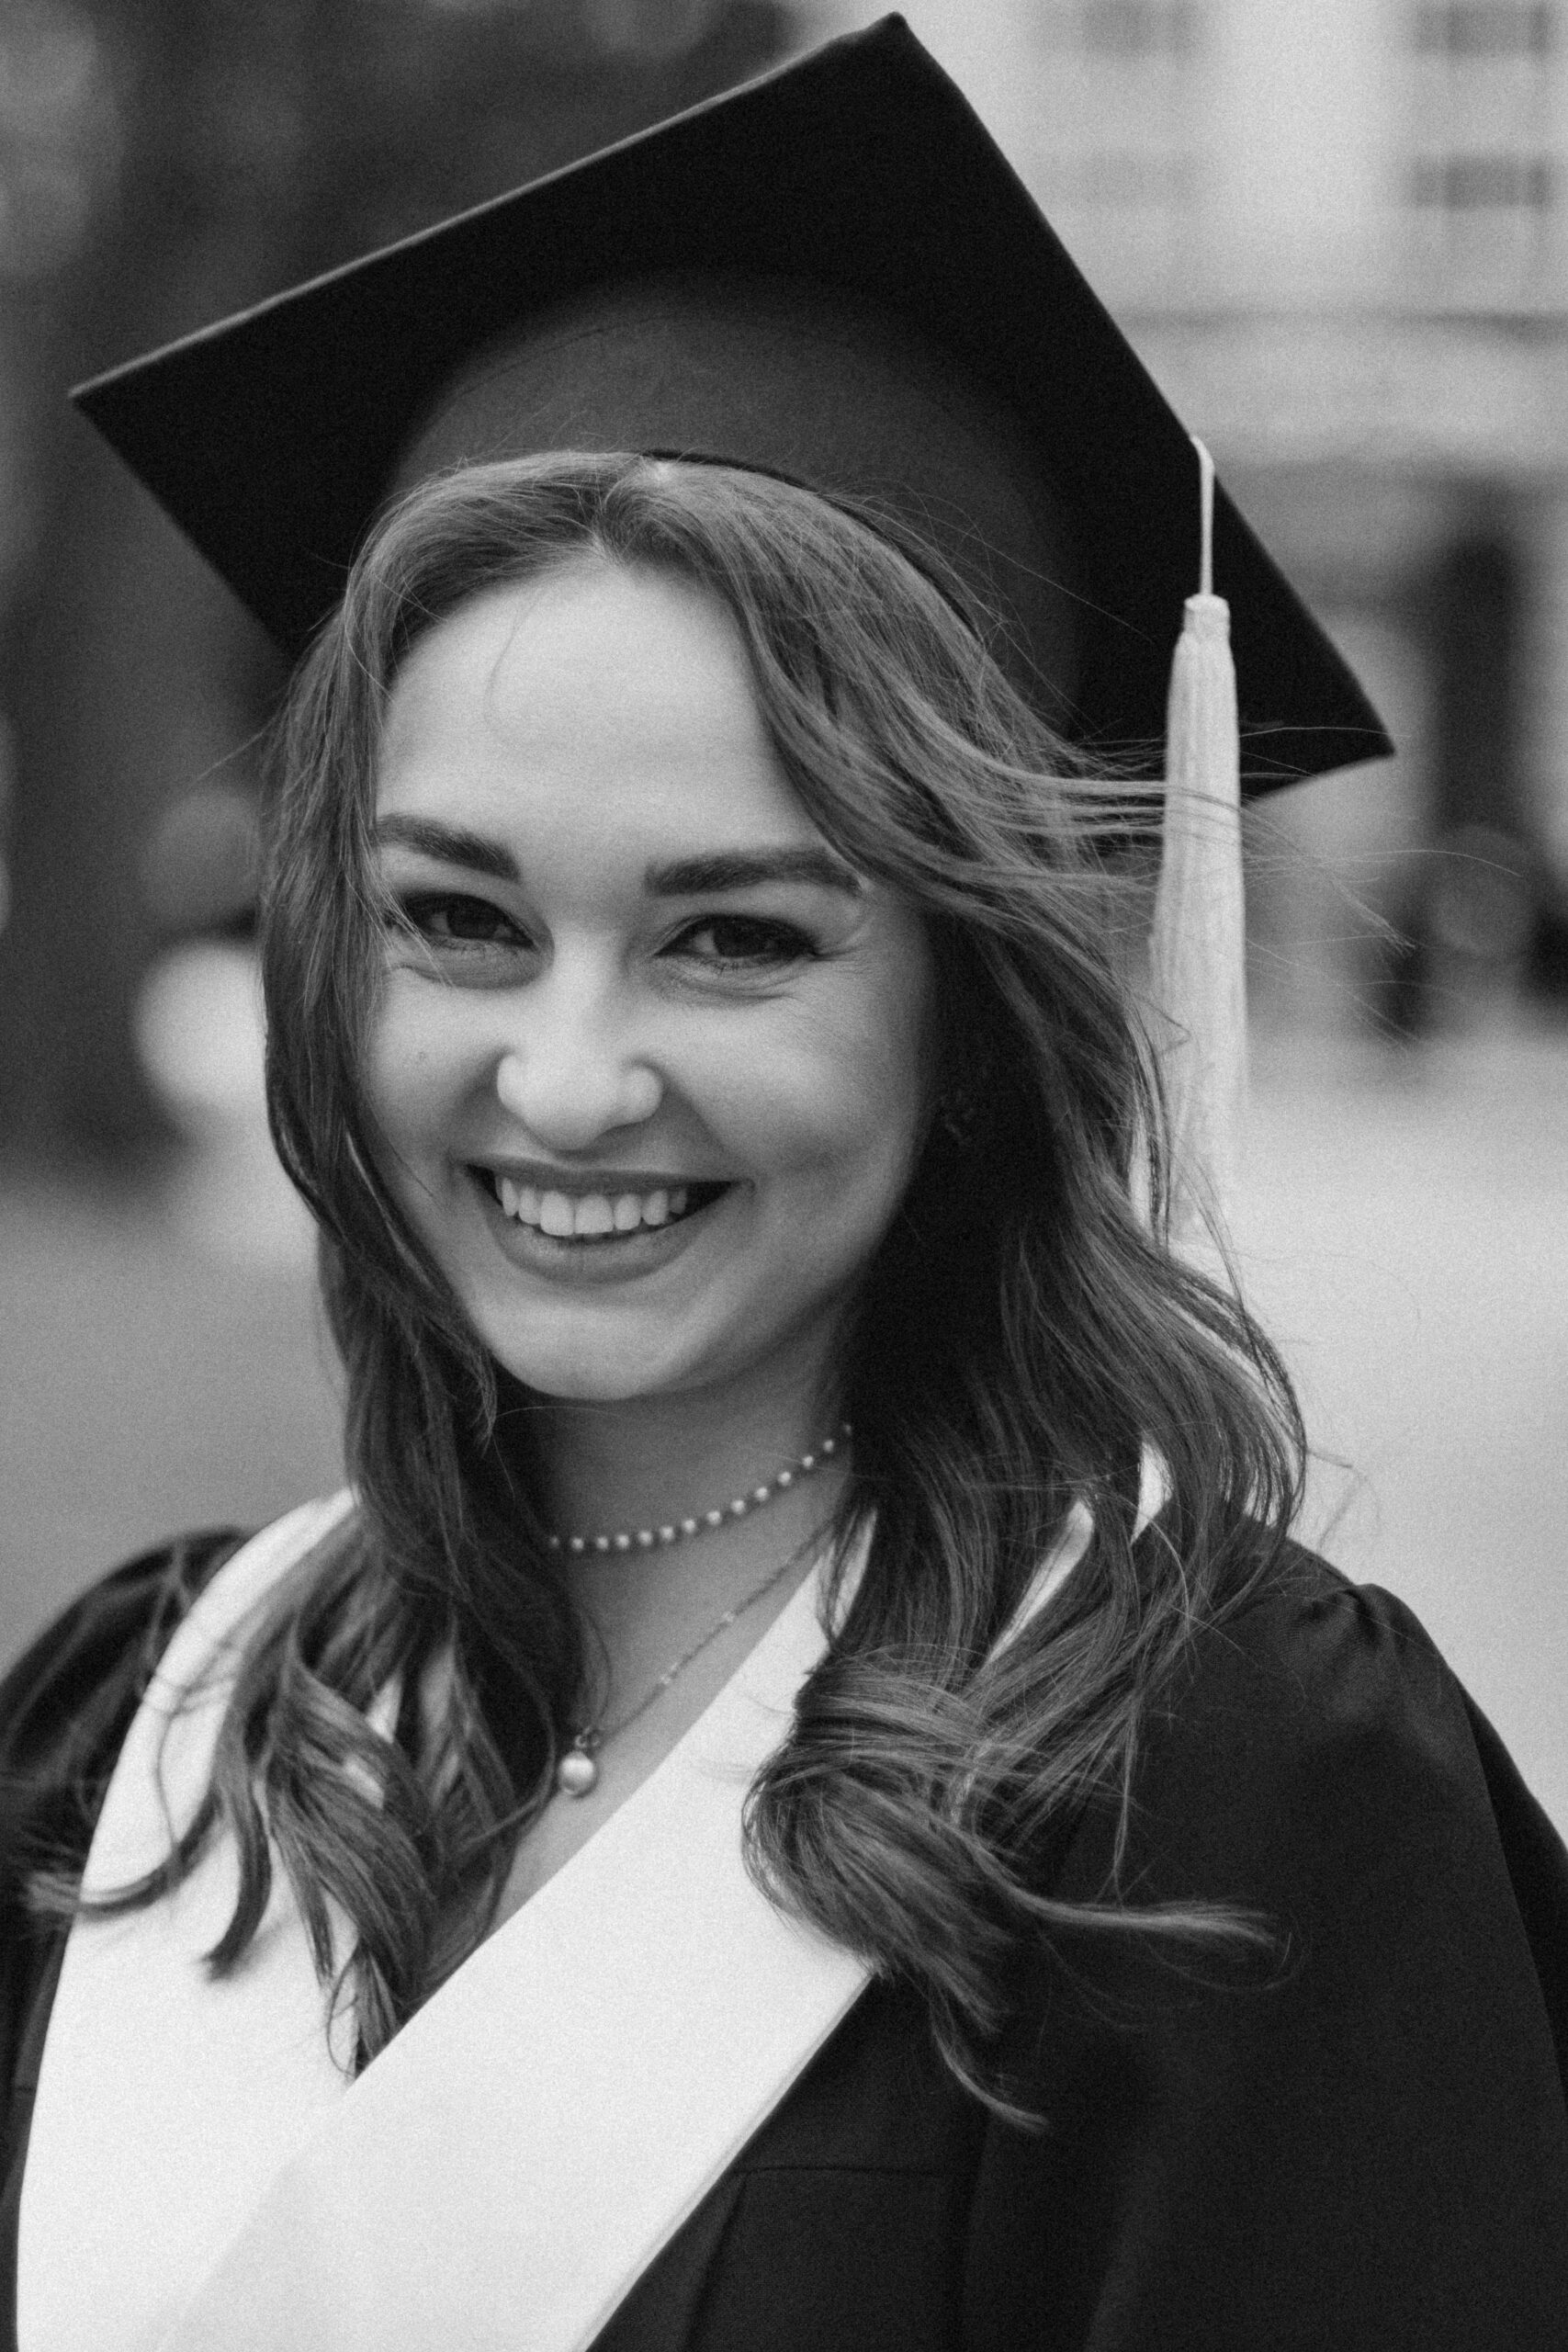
top-left (0, 0), bottom-right (1564, 1818)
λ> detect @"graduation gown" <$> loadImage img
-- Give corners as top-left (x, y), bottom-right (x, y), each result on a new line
top-left (0, 1521), bottom-right (1565, 2350)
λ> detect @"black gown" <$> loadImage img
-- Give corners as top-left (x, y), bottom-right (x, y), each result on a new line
top-left (0, 1527), bottom-right (1564, 2351)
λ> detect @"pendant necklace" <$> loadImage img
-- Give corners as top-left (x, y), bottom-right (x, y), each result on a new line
top-left (555, 1517), bottom-right (836, 1798)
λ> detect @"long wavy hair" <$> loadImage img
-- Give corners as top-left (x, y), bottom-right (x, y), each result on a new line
top-left (67, 453), bottom-right (1304, 2096)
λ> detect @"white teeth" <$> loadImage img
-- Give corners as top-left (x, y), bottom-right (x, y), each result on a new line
top-left (538, 1191), bottom-right (575, 1238)
top-left (490, 1176), bottom-right (712, 1235)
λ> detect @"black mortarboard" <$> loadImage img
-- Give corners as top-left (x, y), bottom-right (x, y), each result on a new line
top-left (70, 14), bottom-right (1389, 788)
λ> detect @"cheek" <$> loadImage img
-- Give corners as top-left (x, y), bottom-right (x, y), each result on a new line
top-left (360, 981), bottom-right (471, 1182)
top-left (729, 970), bottom-right (932, 1215)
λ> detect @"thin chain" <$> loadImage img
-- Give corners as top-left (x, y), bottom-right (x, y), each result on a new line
top-left (578, 1519), bottom-right (832, 1752)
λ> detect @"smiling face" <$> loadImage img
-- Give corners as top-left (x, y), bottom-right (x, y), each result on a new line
top-left (364, 555), bottom-right (934, 1414)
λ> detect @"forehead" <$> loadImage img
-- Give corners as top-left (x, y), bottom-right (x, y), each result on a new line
top-left (376, 557), bottom-right (817, 848)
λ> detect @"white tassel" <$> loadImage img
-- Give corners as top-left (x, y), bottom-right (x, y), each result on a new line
top-left (1147, 438), bottom-right (1246, 1244)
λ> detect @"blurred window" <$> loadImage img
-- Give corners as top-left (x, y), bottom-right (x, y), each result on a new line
top-left (1412, 153), bottom-right (1553, 203)
top-left (1028, 0), bottom-right (1201, 305)
top-left (1404, 0), bottom-right (1560, 304)
top-left (1412, 4), bottom-right (1554, 56)
top-left (0, 0), bottom-right (117, 281)
top-left (1036, 1), bottom-right (1199, 52)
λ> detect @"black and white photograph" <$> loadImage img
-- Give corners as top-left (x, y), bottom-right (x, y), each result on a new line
top-left (0, 3), bottom-right (1565, 2345)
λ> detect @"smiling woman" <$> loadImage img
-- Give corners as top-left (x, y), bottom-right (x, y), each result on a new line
top-left (3, 20), bottom-right (1566, 2352)
top-left (366, 559), bottom-right (931, 1421)
top-left (255, 449), bottom-right (1192, 1946)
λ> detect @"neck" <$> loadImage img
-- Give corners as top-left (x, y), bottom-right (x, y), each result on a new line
top-left (532, 1357), bottom-right (844, 1548)
top-left (524, 1351), bottom-right (852, 1749)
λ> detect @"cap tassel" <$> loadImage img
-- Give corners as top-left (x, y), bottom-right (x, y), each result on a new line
top-left (1147, 437), bottom-right (1246, 1244)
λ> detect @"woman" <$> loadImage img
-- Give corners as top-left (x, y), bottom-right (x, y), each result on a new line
top-left (3, 21), bottom-right (1566, 2352)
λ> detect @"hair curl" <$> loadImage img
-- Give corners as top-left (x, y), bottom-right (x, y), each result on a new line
top-left (65, 453), bottom-right (1303, 2096)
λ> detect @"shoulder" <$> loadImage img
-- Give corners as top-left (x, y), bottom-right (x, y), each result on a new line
top-left (1176, 1538), bottom-right (1456, 1726)
top-left (0, 1532), bottom-right (246, 1727)
top-left (0, 1492), bottom-right (359, 1772)
top-left (0, 1529), bottom-right (252, 2124)
top-left (973, 1545), bottom-right (1568, 2348)
top-left (0, 1492), bottom-right (358, 1846)
top-left (1149, 1543), bottom-right (1479, 1805)
top-left (1045, 1540), bottom-right (1568, 2184)
top-left (0, 1529), bottom-right (251, 1859)
top-left (1078, 1542), bottom-right (1562, 1932)
top-left (1104, 1544), bottom-right (1487, 1826)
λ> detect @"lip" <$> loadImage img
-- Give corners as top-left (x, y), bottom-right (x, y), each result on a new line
top-left (468, 1166), bottom-right (737, 1287)
top-left (470, 1160), bottom-right (728, 1198)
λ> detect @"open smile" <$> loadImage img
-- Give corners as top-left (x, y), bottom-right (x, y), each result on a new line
top-left (467, 1165), bottom-right (737, 1277)
top-left (479, 1170), bottom-right (730, 1241)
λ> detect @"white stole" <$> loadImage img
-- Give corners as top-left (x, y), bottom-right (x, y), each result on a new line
top-left (18, 1501), bottom-right (869, 2352)
top-left (17, 1496), bottom-right (358, 2352)
top-left (18, 1480), bottom-right (1112, 2352)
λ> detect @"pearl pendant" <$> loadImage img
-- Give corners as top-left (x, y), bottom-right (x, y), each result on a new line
top-left (556, 1744), bottom-right (600, 1798)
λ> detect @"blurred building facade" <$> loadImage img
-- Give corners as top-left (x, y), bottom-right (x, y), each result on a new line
top-left (817, 0), bottom-right (1568, 1032)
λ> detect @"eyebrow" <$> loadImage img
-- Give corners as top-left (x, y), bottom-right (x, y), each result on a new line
top-left (374, 818), bottom-right (861, 899)
top-left (374, 815), bottom-right (519, 879)
top-left (644, 849), bottom-right (861, 899)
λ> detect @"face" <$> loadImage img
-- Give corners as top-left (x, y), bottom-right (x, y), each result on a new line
top-left (364, 555), bottom-right (934, 1410)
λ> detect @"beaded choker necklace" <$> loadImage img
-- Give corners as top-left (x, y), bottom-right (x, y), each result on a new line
top-left (545, 1421), bottom-right (851, 1557)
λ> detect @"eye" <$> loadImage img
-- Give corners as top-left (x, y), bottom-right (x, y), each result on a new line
top-left (394, 891), bottom-right (531, 951)
top-left (666, 914), bottom-right (818, 970)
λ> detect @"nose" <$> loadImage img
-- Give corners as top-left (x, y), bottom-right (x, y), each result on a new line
top-left (492, 978), bottom-right (662, 1150)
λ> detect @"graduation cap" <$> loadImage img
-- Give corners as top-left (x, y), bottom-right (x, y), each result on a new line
top-left (71, 12), bottom-right (1390, 1228)
top-left (71, 11), bottom-right (1385, 785)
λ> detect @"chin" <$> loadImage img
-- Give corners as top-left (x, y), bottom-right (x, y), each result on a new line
top-left (475, 1312), bottom-right (726, 1407)
top-left (468, 1278), bottom-right (846, 1410)
top-left (503, 1355), bottom-right (680, 1406)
